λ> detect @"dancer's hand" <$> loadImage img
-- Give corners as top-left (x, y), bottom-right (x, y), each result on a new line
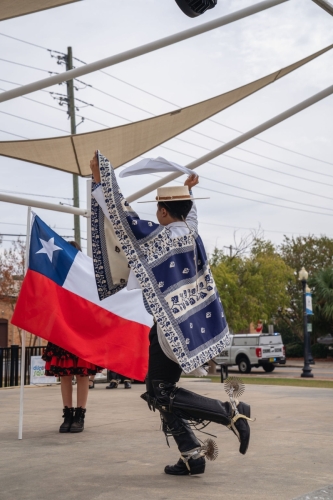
top-left (90, 151), bottom-right (101, 183)
top-left (184, 173), bottom-right (199, 191)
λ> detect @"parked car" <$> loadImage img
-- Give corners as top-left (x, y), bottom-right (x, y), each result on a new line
top-left (215, 333), bottom-right (286, 374)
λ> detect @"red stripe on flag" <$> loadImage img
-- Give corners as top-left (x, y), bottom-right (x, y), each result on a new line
top-left (11, 270), bottom-right (150, 381)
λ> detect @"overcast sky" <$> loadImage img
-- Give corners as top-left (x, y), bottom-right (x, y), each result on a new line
top-left (0, 0), bottom-right (332, 257)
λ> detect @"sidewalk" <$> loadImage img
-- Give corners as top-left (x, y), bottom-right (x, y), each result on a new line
top-left (1, 379), bottom-right (332, 500)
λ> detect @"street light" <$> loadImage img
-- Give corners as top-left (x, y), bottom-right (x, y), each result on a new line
top-left (306, 285), bottom-right (315, 365)
top-left (174, 0), bottom-right (218, 17)
top-left (299, 267), bottom-right (313, 378)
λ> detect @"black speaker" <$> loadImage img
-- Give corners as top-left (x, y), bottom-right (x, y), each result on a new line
top-left (174, 0), bottom-right (218, 17)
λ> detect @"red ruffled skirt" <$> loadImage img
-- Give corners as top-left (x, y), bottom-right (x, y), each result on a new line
top-left (42, 342), bottom-right (103, 377)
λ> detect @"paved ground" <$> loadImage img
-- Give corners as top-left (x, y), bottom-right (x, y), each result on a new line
top-left (1, 379), bottom-right (333, 500)
top-left (224, 360), bottom-right (333, 380)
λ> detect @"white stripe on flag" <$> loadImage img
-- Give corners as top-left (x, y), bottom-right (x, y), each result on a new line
top-left (63, 252), bottom-right (153, 327)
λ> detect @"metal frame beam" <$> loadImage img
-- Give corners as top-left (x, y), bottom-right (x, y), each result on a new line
top-left (0, 192), bottom-right (90, 216)
top-left (311, 0), bottom-right (333, 16)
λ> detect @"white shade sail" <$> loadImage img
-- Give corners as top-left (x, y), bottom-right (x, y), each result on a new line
top-left (0, 0), bottom-right (81, 21)
top-left (0, 44), bottom-right (331, 177)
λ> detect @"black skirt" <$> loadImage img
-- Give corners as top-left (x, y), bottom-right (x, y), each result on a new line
top-left (42, 342), bottom-right (103, 377)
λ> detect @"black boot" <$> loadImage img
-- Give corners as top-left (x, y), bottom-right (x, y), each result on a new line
top-left (165, 456), bottom-right (206, 476)
top-left (148, 380), bottom-right (251, 455)
top-left (59, 406), bottom-right (74, 433)
top-left (230, 402), bottom-right (251, 455)
top-left (160, 410), bottom-right (206, 476)
top-left (70, 407), bottom-right (86, 433)
top-left (106, 379), bottom-right (119, 389)
top-left (124, 379), bottom-right (132, 389)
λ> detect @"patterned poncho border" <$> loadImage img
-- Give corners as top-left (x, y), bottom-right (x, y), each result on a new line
top-left (92, 153), bottom-right (230, 373)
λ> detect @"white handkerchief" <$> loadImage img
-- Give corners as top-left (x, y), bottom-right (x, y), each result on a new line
top-left (119, 157), bottom-right (193, 178)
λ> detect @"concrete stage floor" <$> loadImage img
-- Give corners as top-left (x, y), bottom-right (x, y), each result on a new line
top-left (1, 379), bottom-right (332, 500)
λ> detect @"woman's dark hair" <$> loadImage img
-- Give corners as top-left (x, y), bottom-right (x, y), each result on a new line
top-left (158, 200), bottom-right (193, 221)
top-left (69, 240), bottom-right (82, 252)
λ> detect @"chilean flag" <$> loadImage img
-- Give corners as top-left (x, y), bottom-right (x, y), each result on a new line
top-left (11, 214), bottom-right (152, 381)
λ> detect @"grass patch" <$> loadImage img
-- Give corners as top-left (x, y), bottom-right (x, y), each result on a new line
top-left (208, 376), bottom-right (333, 389)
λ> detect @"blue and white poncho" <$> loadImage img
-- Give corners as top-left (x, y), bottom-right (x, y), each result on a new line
top-left (91, 153), bottom-right (230, 374)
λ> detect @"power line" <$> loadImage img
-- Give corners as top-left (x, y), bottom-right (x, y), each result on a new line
top-left (2, 100), bottom-right (331, 210)
top-left (0, 110), bottom-right (69, 133)
top-left (0, 221), bottom-right (87, 232)
top-left (1, 55), bottom-right (332, 213)
top-left (73, 75), bottom-right (333, 180)
top-left (0, 32), bottom-right (55, 51)
top-left (138, 210), bottom-right (333, 237)
top-left (199, 175), bottom-right (333, 213)
top-left (148, 173), bottom-right (333, 217)
top-left (1, 31), bottom-right (331, 167)
top-left (2, 56), bottom-right (331, 180)
top-left (209, 119), bottom-right (333, 167)
top-left (178, 133), bottom-right (333, 180)
top-left (0, 129), bottom-right (28, 139)
top-left (82, 62), bottom-right (333, 167)
top-left (194, 184), bottom-right (333, 217)
top-left (159, 143), bottom-right (333, 202)
top-left (0, 189), bottom-right (73, 201)
top-left (0, 57), bottom-right (58, 74)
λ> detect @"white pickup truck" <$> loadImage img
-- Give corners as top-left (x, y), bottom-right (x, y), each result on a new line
top-left (215, 333), bottom-right (286, 374)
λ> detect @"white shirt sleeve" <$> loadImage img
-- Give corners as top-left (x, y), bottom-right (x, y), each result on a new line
top-left (185, 200), bottom-right (198, 233)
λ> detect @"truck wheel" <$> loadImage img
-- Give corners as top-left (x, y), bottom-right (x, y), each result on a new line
top-left (238, 357), bottom-right (251, 374)
top-left (263, 364), bottom-right (275, 373)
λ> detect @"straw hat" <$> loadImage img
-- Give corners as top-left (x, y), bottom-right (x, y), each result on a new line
top-left (137, 185), bottom-right (209, 203)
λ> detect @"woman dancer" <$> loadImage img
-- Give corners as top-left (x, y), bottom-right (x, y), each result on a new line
top-left (42, 241), bottom-right (102, 433)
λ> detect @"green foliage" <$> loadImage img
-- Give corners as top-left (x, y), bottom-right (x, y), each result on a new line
top-left (280, 235), bottom-right (333, 275)
top-left (211, 238), bottom-right (293, 333)
top-left (309, 268), bottom-right (333, 335)
top-left (285, 342), bottom-right (304, 358)
top-left (310, 343), bottom-right (332, 359)
top-left (278, 235), bottom-right (333, 341)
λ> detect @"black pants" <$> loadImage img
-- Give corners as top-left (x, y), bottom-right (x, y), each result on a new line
top-left (146, 323), bottom-right (182, 396)
top-left (146, 324), bottom-right (201, 453)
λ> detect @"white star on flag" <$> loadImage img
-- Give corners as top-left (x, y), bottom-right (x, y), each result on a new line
top-left (36, 237), bottom-right (62, 262)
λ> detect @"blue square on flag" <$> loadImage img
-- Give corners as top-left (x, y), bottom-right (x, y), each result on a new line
top-left (29, 214), bottom-right (78, 286)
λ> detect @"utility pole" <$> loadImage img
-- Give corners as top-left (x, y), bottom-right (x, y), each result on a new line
top-left (224, 245), bottom-right (233, 257)
top-left (66, 46), bottom-right (81, 246)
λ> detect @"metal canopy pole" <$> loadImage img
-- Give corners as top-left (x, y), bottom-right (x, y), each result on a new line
top-left (0, 192), bottom-right (89, 216)
top-left (18, 206), bottom-right (31, 440)
top-left (127, 84), bottom-right (333, 203)
top-left (311, 0), bottom-right (333, 16)
top-left (0, 0), bottom-right (289, 103)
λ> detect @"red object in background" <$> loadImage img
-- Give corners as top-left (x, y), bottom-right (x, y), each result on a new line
top-left (256, 321), bottom-right (263, 333)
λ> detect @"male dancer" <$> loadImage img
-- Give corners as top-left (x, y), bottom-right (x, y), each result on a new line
top-left (90, 152), bottom-right (252, 476)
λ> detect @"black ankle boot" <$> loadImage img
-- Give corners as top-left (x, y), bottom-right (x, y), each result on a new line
top-left (165, 456), bottom-right (206, 476)
top-left (70, 407), bottom-right (86, 433)
top-left (59, 406), bottom-right (74, 433)
top-left (232, 402), bottom-right (251, 455)
top-left (106, 379), bottom-right (119, 389)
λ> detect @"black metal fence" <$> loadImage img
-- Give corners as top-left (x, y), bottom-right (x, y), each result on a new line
top-left (0, 345), bottom-right (45, 388)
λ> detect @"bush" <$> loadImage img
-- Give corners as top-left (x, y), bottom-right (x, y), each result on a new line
top-left (310, 343), bottom-right (331, 359)
top-left (285, 343), bottom-right (304, 358)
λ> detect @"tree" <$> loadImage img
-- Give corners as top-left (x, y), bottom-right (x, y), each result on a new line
top-left (278, 235), bottom-right (333, 341)
top-left (211, 238), bottom-right (294, 333)
top-left (310, 268), bottom-right (333, 335)
top-left (0, 239), bottom-right (35, 346)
